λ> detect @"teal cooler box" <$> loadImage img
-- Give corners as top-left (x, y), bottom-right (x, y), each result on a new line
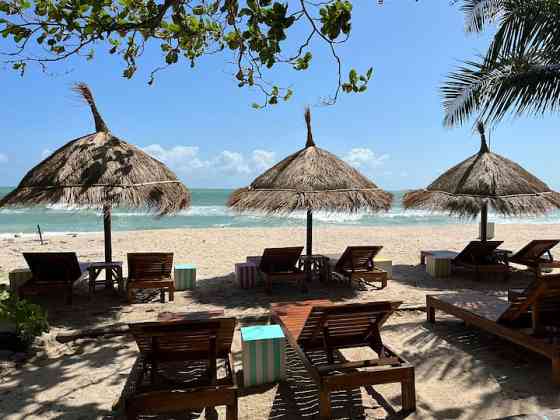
top-left (174, 264), bottom-right (196, 290)
top-left (241, 325), bottom-right (286, 387)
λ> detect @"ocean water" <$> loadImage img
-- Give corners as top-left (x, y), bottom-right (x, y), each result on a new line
top-left (0, 187), bottom-right (559, 235)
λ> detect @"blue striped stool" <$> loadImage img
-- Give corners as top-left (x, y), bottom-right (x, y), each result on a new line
top-left (241, 325), bottom-right (286, 387)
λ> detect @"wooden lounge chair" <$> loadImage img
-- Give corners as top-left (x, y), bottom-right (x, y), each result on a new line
top-left (126, 316), bottom-right (238, 419)
top-left (258, 247), bottom-right (306, 293)
top-left (427, 274), bottom-right (560, 383)
top-left (271, 300), bottom-right (416, 419)
top-left (127, 253), bottom-right (174, 303)
top-left (452, 240), bottom-right (509, 280)
top-left (509, 239), bottom-right (560, 275)
top-left (21, 252), bottom-right (90, 304)
top-left (333, 246), bottom-right (388, 289)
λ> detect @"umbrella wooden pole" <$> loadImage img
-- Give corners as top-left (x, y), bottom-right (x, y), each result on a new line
top-left (306, 209), bottom-right (313, 256)
top-left (103, 205), bottom-right (113, 285)
top-left (480, 201), bottom-right (488, 242)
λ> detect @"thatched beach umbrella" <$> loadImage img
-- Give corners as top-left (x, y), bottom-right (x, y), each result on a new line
top-left (0, 84), bottom-right (190, 278)
top-left (228, 108), bottom-right (392, 256)
top-left (403, 123), bottom-right (560, 240)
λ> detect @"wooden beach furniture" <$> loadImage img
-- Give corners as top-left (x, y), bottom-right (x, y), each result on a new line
top-left (21, 252), bottom-right (90, 304)
top-left (126, 316), bottom-right (238, 419)
top-left (258, 247), bottom-right (306, 293)
top-left (126, 253), bottom-right (174, 303)
top-left (509, 240), bottom-right (560, 275)
top-left (332, 246), bottom-right (388, 288)
top-left (452, 241), bottom-right (510, 280)
top-left (271, 299), bottom-right (416, 418)
top-left (427, 274), bottom-right (560, 383)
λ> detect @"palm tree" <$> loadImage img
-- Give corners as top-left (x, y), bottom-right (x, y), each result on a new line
top-left (442, 0), bottom-right (560, 127)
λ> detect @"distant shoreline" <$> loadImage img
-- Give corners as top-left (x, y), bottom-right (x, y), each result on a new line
top-left (2, 221), bottom-right (560, 240)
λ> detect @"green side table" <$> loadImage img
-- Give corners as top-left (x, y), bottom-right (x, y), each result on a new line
top-left (241, 324), bottom-right (286, 387)
top-left (174, 264), bottom-right (196, 290)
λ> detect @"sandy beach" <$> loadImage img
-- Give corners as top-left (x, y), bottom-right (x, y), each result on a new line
top-left (1, 223), bottom-right (560, 419)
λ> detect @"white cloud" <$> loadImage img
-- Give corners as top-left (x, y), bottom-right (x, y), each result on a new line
top-left (215, 151), bottom-right (251, 175)
top-left (143, 145), bottom-right (209, 173)
top-left (41, 149), bottom-right (52, 159)
top-left (142, 144), bottom-right (275, 177)
top-left (400, 171), bottom-right (409, 177)
top-left (0, 153), bottom-right (7, 163)
top-left (252, 150), bottom-right (276, 171)
top-left (343, 148), bottom-right (389, 169)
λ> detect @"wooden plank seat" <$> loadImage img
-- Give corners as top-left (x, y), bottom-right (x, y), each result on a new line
top-left (271, 299), bottom-right (416, 419)
top-left (20, 252), bottom-right (90, 305)
top-left (332, 246), bottom-right (388, 289)
top-left (126, 316), bottom-right (238, 419)
top-left (509, 239), bottom-right (560, 276)
top-left (258, 247), bottom-right (307, 294)
top-left (452, 241), bottom-right (510, 280)
top-left (427, 274), bottom-right (560, 383)
top-left (127, 253), bottom-right (174, 303)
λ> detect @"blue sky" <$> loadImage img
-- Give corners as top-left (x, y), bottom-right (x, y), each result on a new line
top-left (2, 1), bottom-right (559, 190)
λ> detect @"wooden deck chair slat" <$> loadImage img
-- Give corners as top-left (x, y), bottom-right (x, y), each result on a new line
top-left (271, 299), bottom-right (415, 418)
top-left (453, 241), bottom-right (503, 264)
top-left (126, 317), bottom-right (238, 419)
top-left (127, 253), bottom-right (174, 303)
top-left (511, 240), bottom-right (560, 263)
top-left (21, 252), bottom-right (89, 304)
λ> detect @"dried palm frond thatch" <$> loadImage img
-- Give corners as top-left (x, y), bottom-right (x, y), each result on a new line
top-left (228, 108), bottom-right (392, 214)
top-left (229, 107), bottom-right (392, 257)
top-left (403, 122), bottom-right (560, 218)
top-left (0, 83), bottom-right (190, 214)
top-left (0, 83), bottom-right (190, 279)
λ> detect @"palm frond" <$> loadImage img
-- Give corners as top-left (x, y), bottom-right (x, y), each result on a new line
top-left (487, 0), bottom-right (560, 64)
top-left (457, 0), bottom-right (503, 33)
top-left (443, 54), bottom-right (560, 126)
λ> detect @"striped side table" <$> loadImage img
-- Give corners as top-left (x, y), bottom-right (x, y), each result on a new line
top-left (235, 262), bottom-right (258, 289)
top-left (241, 325), bottom-right (286, 387)
top-left (174, 264), bottom-right (196, 290)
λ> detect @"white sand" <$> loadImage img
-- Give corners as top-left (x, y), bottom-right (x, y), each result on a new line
top-left (1, 224), bottom-right (560, 419)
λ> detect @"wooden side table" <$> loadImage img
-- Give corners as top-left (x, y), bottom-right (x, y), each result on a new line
top-left (87, 261), bottom-right (124, 299)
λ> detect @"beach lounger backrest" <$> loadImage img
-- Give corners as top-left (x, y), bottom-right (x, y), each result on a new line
top-left (511, 240), bottom-right (560, 263)
top-left (129, 317), bottom-right (236, 359)
top-left (454, 241), bottom-right (503, 264)
top-left (259, 247), bottom-right (303, 273)
top-left (127, 253), bottom-right (173, 280)
top-left (297, 301), bottom-right (402, 349)
top-left (23, 252), bottom-right (83, 284)
top-left (334, 246), bottom-right (383, 273)
top-left (500, 274), bottom-right (560, 322)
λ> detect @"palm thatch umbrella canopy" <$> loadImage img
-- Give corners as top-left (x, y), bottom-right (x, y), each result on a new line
top-left (403, 122), bottom-right (560, 240)
top-left (0, 83), bottom-right (190, 275)
top-left (228, 108), bottom-right (392, 255)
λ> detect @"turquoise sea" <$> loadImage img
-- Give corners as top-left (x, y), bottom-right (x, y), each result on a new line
top-left (0, 187), bottom-right (559, 235)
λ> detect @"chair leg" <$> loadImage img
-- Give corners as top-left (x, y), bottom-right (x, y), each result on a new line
top-left (127, 287), bottom-right (135, 304)
top-left (226, 399), bottom-right (238, 420)
top-left (66, 286), bottom-right (73, 305)
top-left (319, 389), bottom-right (331, 420)
top-left (159, 289), bottom-right (165, 303)
top-left (168, 285), bottom-right (174, 301)
top-left (552, 357), bottom-right (560, 385)
top-left (427, 305), bottom-right (436, 323)
top-left (401, 371), bottom-right (416, 412)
